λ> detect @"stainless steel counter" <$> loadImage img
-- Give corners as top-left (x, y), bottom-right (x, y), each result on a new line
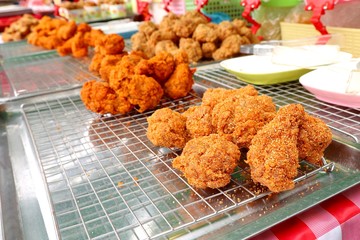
top-left (1, 43), bottom-right (360, 240)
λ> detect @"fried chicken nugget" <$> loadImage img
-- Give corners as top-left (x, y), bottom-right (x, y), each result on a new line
top-left (183, 105), bottom-right (214, 139)
top-left (126, 75), bottom-right (164, 113)
top-left (216, 21), bottom-right (238, 41)
top-left (80, 80), bottom-right (133, 115)
top-left (147, 108), bottom-right (188, 148)
top-left (163, 63), bottom-right (195, 99)
top-left (173, 134), bottom-right (240, 189)
top-left (89, 53), bottom-right (104, 73)
top-left (193, 23), bottom-right (218, 43)
top-left (57, 37), bottom-right (73, 56)
top-left (96, 34), bottom-right (125, 55)
top-left (85, 29), bottom-right (105, 47)
top-left (212, 94), bottom-right (276, 148)
top-left (71, 32), bottom-right (89, 58)
top-left (246, 104), bottom-right (305, 192)
top-left (202, 85), bottom-right (258, 109)
top-left (99, 52), bottom-right (128, 81)
top-left (134, 51), bottom-right (175, 85)
top-left (298, 113), bottom-right (332, 165)
top-left (138, 21), bottom-right (158, 37)
top-left (179, 38), bottom-right (202, 63)
top-left (212, 34), bottom-right (242, 61)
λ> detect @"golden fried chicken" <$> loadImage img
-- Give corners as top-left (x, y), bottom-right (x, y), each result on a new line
top-left (155, 40), bottom-right (179, 56)
top-left (71, 32), bottom-right (88, 58)
top-left (138, 21), bottom-right (158, 37)
top-left (147, 108), bottom-right (188, 148)
top-left (192, 23), bottom-right (218, 43)
top-left (202, 42), bottom-right (217, 59)
top-left (212, 94), bottom-right (276, 148)
top-left (130, 31), bottom-right (148, 52)
top-left (183, 105), bottom-right (214, 139)
top-left (57, 20), bottom-right (77, 41)
top-left (172, 49), bottom-right (189, 65)
top-left (159, 12), bottom-right (179, 30)
top-left (96, 34), bottom-right (125, 55)
top-left (173, 19), bottom-right (197, 38)
top-left (216, 21), bottom-right (238, 41)
top-left (77, 22), bottom-right (92, 33)
top-left (80, 80), bottom-right (133, 115)
top-left (126, 75), bottom-right (164, 112)
top-left (84, 29), bottom-right (105, 47)
top-left (202, 85), bottom-right (258, 109)
top-left (297, 113), bottom-right (332, 165)
top-left (134, 51), bottom-right (175, 85)
top-left (173, 134), bottom-right (240, 189)
top-left (246, 104), bottom-right (305, 192)
top-left (163, 63), bottom-right (195, 99)
top-left (99, 52), bottom-right (128, 81)
top-left (179, 38), bottom-right (202, 63)
top-left (89, 53), bottom-right (104, 73)
top-left (212, 34), bottom-right (242, 61)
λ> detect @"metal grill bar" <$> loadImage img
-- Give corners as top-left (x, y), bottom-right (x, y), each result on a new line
top-left (0, 40), bottom-right (51, 59)
top-left (194, 68), bottom-right (360, 143)
top-left (22, 78), bottom-right (340, 240)
top-left (2, 51), bottom-right (98, 97)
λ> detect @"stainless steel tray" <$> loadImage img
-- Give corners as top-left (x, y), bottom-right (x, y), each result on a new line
top-left (0, 51), bottom-right (98, 101)
top-left (1, 65), bottom-right (360, 240)
top-left (0, 40), bottom-right (52, 60)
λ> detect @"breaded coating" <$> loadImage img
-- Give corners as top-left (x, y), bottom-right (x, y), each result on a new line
top-left (163, 63), bottom-right (195, 99)
top-left (89, 53), bottom-right (104, 73)
top-left (179, 38), bottom-right (202, 63)
top-left (173, 134), bottom-right (240, 189)
top-left (130, 31), bottom-right (148, 52)
top-left (76, 23), bottom-right (92, 33)
top-left (96, 34), bottom-right (125, 55)
top-left (80, 80), bottom-right (133, 115)
top-left (126, 75), bottom-right (164, 112)
top-left (193, 23), bottom-right (218, 43)
top-left (202, 85), bottom-right (258, 109)
top-left (159, 12), bottom-right (179, 30)
top-left (138, 21), bottom-right (158, 37)
top-left (57, 38), bottom-right (73, 56)
top-left (172, 49), bottom-right (189, 65)
top-left (183, 105), bottom-right (214, 139)
top-left (212, 94), bottom-right (276, 148)
top-left (298, 113), bottom-right (332, 165)
top-left (246, 104), bottom-right (305, 192)
top-left (57, 20), bottom-right (77, 41)
top-left (147, 108), bottom-right (188, 148)
top-left (134, 51), bottom-right (175, 85)
top-left (173, 19), bottom-right (197, 38)
top-left (85, 29), bottom-right (105, 47)
top-left (202, 42), bottom-right (217, 59)
top-left (99, 53), bottom-right (128, 81)
top-left (212, 34), bottom-right (242, 61)
top-left (155, 40), bottom-right (179, 56)
top-left (216, 21), bottom-right (238, 41)
top-left (71, 32), bottom-right (88, 58)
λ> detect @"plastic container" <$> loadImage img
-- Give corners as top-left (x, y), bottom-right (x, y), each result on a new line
top-left (261, 0), bottom-right (302, 7)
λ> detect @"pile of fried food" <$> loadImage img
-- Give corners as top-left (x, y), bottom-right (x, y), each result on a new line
top-left (146, 85), bottom-right (333, 192)
top-left (131, 10), bottom-right (260, 63)
top-left (2, 14), bottom-right (39, 42)
top-left (27, 16), bottom-right (104, 57)
top-left (80, 32), bottom-right (196, 114)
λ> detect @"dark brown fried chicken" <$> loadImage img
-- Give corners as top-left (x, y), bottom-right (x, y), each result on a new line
top-left (126, 75), bottom-right (164, 113)
top-left (147, 108), bottom-right (188, 148)
top-left (173, 134), bottom-right (240, 189)
top-left (212, 94), bottom-right (276, 148)
top-left (182, 105), bottom-right (214, 139)
top-left (163, 63), bottom-right (195, 99)
top-left (246, 104), bottom-right (305, 193)
top-left (80, 80), bottom-right (133, 115)
top-left (298, 113), bottom-right (332, 165)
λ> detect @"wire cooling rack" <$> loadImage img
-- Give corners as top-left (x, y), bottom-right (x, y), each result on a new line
top-left (0, 40), bottom-right (51, 59)
top-left (195, 67), bottom-right (360, 143)
top-left (22, 83), bottom-right (335, 239)
top-left (2, 51), bottom-right (98, 98)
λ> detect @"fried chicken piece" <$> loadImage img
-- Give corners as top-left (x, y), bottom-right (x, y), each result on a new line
top-left (183, 105), bottom-right (214, 139)
top-left (155, 40), bottom-right (179, 56)
top-left (80, 80), bottom-right (133, 115)
top-left (179, 38), bottom-right (202, 63)
top-left (212, 94), bottom-right (276, 148)
top-left (202, 42), bottom-right (217, 59)
top-left (216, 21), bottom-right (238, 41)
top-left (134, 51), bottom-right (175, 85)
top-left (232, 19), bottom-right (246, 31)
top-left (193, 23), bottom-right (218, 43)
top-left (202, 85), bottom-right (258, 109)
top-left (42, 35), bottom-right (63, 50)
top-left (71, 32), bottom-right (89, 58)
top-left (77, 22), bottom-right (92, 33)
top-left (130, 31), bottom-right (148, 52)
top-left (173, 134), bottom-right (240, 189)
top-left (96, 34), bottom-right (125, 55)
top-left (85, 29), bottom-right (105, 47)
top-left (57, 37), bottom-right (73, 56)
top-left (163, 63), bottom-right (195, 99)
top-left (212, 34), bottom-right (242, 61)
top-left (297, 113), bottom-right (332, 165)
top-left (138, 21), bottom-right (158, 37)
top-left (172, 49), bottom-right (189, 65)
top-left (126, 75), bottom-right (164, 112)
top-left (159, 12), bottom-right (179, 30)
top-left (57, 20), bottom-right (77, 41)
top-left (99, 53), bottom-right (128, 81)
top-left (246, 104), bottom-right (305, 192)
top-left (147, 108), bottom-right (187, 148)
top-left (89, 53), bottom-right (104, 73)
top-left (147, 30), bottom-right (178, 52)
top-left (181, 10), bottom-right (208, 25)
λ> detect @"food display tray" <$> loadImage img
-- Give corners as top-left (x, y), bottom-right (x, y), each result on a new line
top-left (0, 51), bottom-right (98, 101)
top-left (0, 40), bottom-right (53, 59)
top-left (1, 65), bottom-right (359, 240)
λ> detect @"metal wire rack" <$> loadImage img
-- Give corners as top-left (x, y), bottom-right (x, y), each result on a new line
top-left (2, 51), bottom-right (98, 98)
top-left (22, 83), bottom-right (335, 239)
top-left (195, 67), bottom-right (360, 143)
top-left (0, 40), bottom-right (52, 59)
